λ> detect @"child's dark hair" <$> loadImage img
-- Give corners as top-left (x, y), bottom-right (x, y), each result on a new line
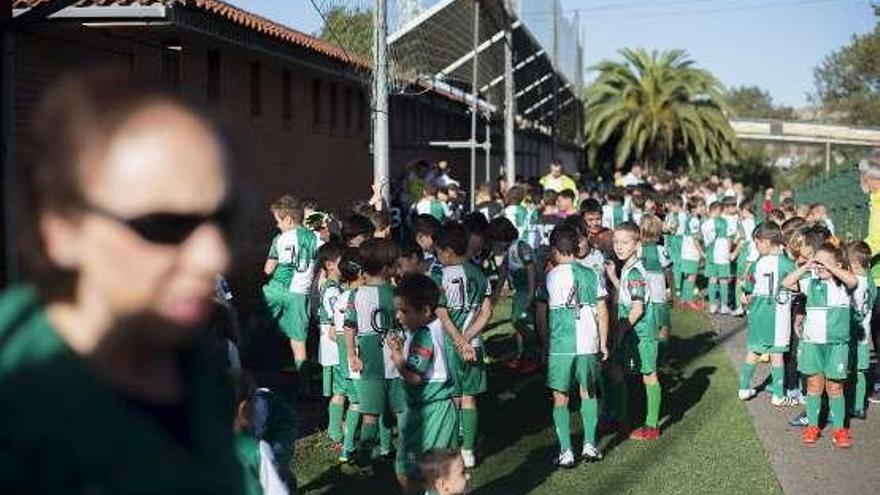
top-left (436, 222), bottom-right (469, 256)
top-left (461, 211), bottom-right (489, 236)
top-left (614, 221), bottom-right (642, 240)
top-left (847, 241), bottom-right (871, 270)
top-left (397, 240), bottom-right (422, 260)
top-left (423, 183), bottom-right (439, 197)
top-left (550, 224), bottom-right (579, 255)
top-left (668, 195), bottom-right (683, 208)
top-left (768, 208), bottom-right (786, 224)
top-left (358, 238), bottom-right (399, 275)
top-left (780, 216), bottom-right (806, 242)
top-left (542, 189), bottom-right (558, 206)
top-left (368, 210), bottom-right (391, 233)
top-left (341, 213), bottom-right (374, 244)
top-left (802, 224), bottom-right (832, 252)
top-left (506, 185), bottom-right (525, 206)
top-left (338, 248), bottom-right (363, 283)
top-left (317, 240), bottom-right (345, 272)
top-left (486, 217), bottom-right (518, 244)
top-left (558, 189), bottom-right (576, 202)
top-left (580, 197), bottom-right (601, 214)
top-left (420, 450), bottom-right (462, 492)
top-left (412, 214), bottom-right (441, 240)
top-left (394, 273), bottom-right (441, 313)
top-left (563, 214), bottom-right (588, 238)
top-left (606, 189), bottom-right (624, 203)
top-left (753, 221), bottom-right (784, 245)
top-left (687, 199), bottom-right (702, 213)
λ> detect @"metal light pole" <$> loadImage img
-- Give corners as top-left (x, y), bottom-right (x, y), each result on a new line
top-left (504, 0), bottom-right (516, 185)
top-left (469, 0), bottom-right (480, 211)
top-left (373, 0), bottom-right (390, 203)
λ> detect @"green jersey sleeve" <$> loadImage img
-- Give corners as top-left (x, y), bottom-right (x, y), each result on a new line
top-left (405, 328), bottom-right (434, 376)
top-left (625, 268), bottom-right (647, 301)
top-left (344, 290), bottom-right (358, 329)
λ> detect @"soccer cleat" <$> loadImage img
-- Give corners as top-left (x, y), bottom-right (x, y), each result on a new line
top-left (868, 388), bottom-right (880, 404)
top-left (338, 450), bottom-right (354, 465)
top-left (771, 396), bottom-right (798, 407)
top-left (719, 305), bottom-right (731, 315)
top-left (708, 303), bottom-right (719, 314)
top-left (788, 411), bottom-right (809, 427)
top-left (831, 428), bottom-right (852, 448)
top-left (801, 425), bottom-right (821, 445)
top-left (629, 426), bottom-right (660, 441)
top-left (738, 389), bottom-right (757, 401)
top-left (555, 450), bottom-right (576, 468)
top-left (461, 449), bottom-right (476, 469)
top-left (731, 308), bottom-right (745, 317)
top-left (581, 443), bottom-right (603, 462)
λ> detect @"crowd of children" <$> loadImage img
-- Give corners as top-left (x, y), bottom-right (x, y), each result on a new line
top-left (246, 166), bottom-right (878, 494)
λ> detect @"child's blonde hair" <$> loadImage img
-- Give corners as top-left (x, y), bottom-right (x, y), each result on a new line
top-left (846, 241), bottom-right (871, 272)
top-left (270, 194), bottom-right (303, 223)
top-left (639, 214), bottom-right (663, 243)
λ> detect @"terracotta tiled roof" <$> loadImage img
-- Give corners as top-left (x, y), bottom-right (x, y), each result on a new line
top-left (12, 0), bottom-right (371, 68)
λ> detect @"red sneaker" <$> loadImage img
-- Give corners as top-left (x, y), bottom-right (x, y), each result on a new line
top-left (506, 358), bottom-right (522, 370)
top-left (802, 425), bottom-right (821, 445)
top-left (629, 426), bottom-right (660, 441)
top-left (831, 428), bottom-right (852, 448)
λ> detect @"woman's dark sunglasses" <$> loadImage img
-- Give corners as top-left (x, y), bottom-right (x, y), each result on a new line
top-left (84, 199), bottom-right (235, 245)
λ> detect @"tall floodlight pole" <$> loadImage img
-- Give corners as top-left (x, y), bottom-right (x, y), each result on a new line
top-left (373, 0), bottom-right (390, 203)
top-left (504, 0), bottom-right (516, 185)
top-left (470, 0), bottom-right (480, 211)
top-left (550, 0), bottom-right (559, 162)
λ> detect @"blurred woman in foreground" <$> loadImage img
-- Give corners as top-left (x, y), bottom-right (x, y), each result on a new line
top-left (0, 69), bottom-right (244, 494)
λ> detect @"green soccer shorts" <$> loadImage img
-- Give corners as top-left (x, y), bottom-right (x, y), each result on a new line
top-left (386, 377), bottom-right (406, 413)
top-left (446, 343), bottom-right (487, 396)
top-left (322, 365), bottom-right (347, 397)
top-left (395, 398), bottom-right (459, 476)
top-left (746, 323), bottom-right (789, 354)
top-left (705, 261), bottom-right (732, 278)
top-left (680, 259), bottom-right (700, 276)
top-left (798, 341), bottom-right (850, 380)
top-left (546, 353), bottom-right (598, 396)
top-left (263, 284), bottom-right (310, 342)
top-left (619, 331), bottom-right (659, 375)
top-left (652, 302), bottom-right (670, 329)
top-left (852, 341), bottom-right (870, 371)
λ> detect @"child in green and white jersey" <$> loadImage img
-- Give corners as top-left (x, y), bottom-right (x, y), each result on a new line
top-left (679, 200), bottom-right (704, 305)
top-left (488, 217), bottom-right (537, 371)
top-left (701, 202), bottom-right (733, 314)
top-left (601, 189), bottom-right (629, 230)
top-left (731, 202), bottom-right (759, 317)
top-left (783, 242), bottom-right (858, 448)
top-left (503, 185), bottom-right (534, 242)
top-left (263, 195), bottom-right (318, 371)
top-left (846, 242), bottom-right (876, 420)
top-left (639, 215), bottom-right (673, 341)
top-left (334, 249), bottom-right (365, 464)
top-left (414, 183), bottom-right (450, 222)
top-left (607, 222), bottom-right (662, 441)
top-left (431, 222), bottom-right (492, 469)
top-left (344, 239), bottom-right (405, 469)
top-left (738, 222), bottom-right (798, 406)
top-left (317, 242), bottom-right (346, 448)
top-left (387, 274), bottom-right (459, 492)
top-left (545, 225), bottom-right (609, 467)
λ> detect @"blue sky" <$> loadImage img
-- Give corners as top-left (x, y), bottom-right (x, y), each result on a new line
top-left (229, 0), bottom-right (876, 107)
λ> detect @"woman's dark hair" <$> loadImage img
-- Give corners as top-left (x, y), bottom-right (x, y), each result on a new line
top-left (19, 68), bottom-right (221, 302)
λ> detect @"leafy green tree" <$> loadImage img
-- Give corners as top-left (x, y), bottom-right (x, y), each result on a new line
top-left (812, 23), bottom-right (880, 126)
top-left (319, 6), bottom-right (372, 61)
top-left (726, 85), bottom-right (795, 120)
top-left (585, 48), bottom-right (738, 173)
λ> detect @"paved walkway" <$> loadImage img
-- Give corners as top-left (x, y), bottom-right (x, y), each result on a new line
top-left (713, 315), bottom-right (880, 495)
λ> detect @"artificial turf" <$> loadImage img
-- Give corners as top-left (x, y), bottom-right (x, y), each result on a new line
top-left (292, 301), bottom-right (782, 495)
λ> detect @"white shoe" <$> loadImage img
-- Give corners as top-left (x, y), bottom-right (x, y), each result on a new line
top-left (731, 308), bottom-right (745, 317)
top-left (738, 389), bottom-right (757, 401)
top-left (461, 449), bottom-right (476, 469)
top-left (581, 443), bottom-right (603, 462)
top-left (771, 395), bottom-right (798, 407)
top-left (709, 303), bottom-right (719, 314)
top-left (719, 306), bottom-right (731, 315)
top-left (556, 450), bottom-right (575, 468)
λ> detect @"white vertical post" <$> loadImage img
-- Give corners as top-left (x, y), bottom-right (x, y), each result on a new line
top-left (485, 117), bottom-right (491, 183)
top-left (470, 0), bottom-right (480, 211)
top-left (825, 138), bottom-right (831, 174)
top-left (373, 0), bottom-right (390, 203)
top-left (504, 0), bottom-right (516, 185)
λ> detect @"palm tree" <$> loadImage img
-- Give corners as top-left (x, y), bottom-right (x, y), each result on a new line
top-left (585, 48), bottom-right (738, 172)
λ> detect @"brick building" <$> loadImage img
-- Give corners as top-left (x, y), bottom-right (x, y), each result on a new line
top-left (3, 0), bottom-right (581, 298)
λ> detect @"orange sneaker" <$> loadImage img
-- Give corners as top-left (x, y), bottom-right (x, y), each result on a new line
top-left (831, 428), bottom-right (852, 448)
top-left (801, 425), bottom-right (821, 445)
